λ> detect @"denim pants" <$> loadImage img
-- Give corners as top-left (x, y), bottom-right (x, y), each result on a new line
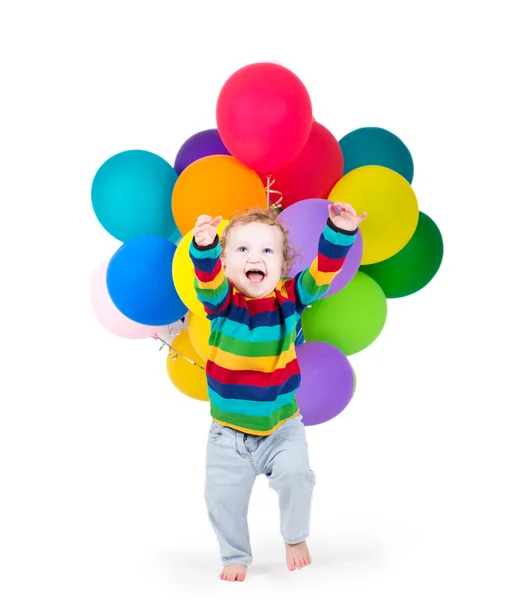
top-left (205, 413), bottom-right (316, 566)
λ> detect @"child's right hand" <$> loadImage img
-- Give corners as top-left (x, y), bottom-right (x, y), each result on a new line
top-left (193, 214), bottom-right (223, 247)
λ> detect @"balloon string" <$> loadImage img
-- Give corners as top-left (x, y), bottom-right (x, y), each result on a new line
top-left (155, 335), bottom-right (205, 370)
top-left (265, 175), bottom-right (283, 211)
top-left (157, 335), bottom-right (205, 371)
top-left (154, 322), bottom-right (205, 370)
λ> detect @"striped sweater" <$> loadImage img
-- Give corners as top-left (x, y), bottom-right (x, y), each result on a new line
top-left (189, 217), bottom-right (357, 436)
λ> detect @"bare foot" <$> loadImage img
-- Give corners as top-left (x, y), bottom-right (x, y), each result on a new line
top-left (285, 541), bottom-right (312, 571)
top-left (219, 564), bottom-right (247, 582)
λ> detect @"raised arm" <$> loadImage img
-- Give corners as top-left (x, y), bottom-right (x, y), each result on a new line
top-left (293, 202), bottom-right (366, 310)
top-left (188, 215), bottom-right (231, 318)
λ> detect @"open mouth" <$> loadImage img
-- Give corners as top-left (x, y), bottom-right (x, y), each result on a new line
top-left (246, 269), bottom-right (265, 282)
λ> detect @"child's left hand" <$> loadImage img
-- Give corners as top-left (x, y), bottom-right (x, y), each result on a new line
top-left (328, 202), bottom-right (367, 231)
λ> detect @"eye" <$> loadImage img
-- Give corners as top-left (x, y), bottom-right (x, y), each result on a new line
top-left (237, 246), bottom-right (248, 252)
top-left (263, 248), bottom-right (273, 253)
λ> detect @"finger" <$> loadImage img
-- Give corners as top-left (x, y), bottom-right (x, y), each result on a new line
top-left (335, 202), bottom-right (355, 215)
top-left (328, 203), bottom-right (339, 217)
top-left (196, 215), bottom-right (212, 225)
top-left (209, 216), bottom-right (222, 227)
top-left (195, 235), bottom-right (210, 245)
top-left (333, 202), bottom-right (348, 213)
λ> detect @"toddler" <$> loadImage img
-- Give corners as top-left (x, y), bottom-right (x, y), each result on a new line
top-left (189, 202), bottom-right (365, 581)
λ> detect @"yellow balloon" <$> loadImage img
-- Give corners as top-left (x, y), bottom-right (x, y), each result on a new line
top-left (166, 329), bottom-right (209, 401)
top-left (328, 166), bottom-right (419, 265)
top-left (187, 311), bottom-right (211, 362)
top-left (172, 220), bottom-right (229, 317)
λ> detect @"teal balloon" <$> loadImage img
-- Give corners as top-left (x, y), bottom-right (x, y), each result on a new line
top-left (339, 127), bottom-right (414, 183)
top-left (91, 150), bottom-right (179, 242)
top-left (359, 211), bottom-right (443, 298)
top-left (168, 227), bottom-right (183, 245)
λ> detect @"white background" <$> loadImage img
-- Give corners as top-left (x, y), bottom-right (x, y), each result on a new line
top-left (1, 1), bottom-right (506, 598)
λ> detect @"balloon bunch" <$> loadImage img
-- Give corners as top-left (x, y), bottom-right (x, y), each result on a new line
top-left (90, 62), bottom-right (443, 426)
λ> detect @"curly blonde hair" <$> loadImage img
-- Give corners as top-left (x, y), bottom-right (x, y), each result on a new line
top-left (220, 207), bottom-right (298, 276)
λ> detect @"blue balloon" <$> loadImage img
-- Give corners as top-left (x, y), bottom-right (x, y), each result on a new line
top-left (106, 236), bottom-right (187, 326)
top-left (91, 150), bottom-right (179, 242)
top-left (339, 127), bottom-right (414, 183)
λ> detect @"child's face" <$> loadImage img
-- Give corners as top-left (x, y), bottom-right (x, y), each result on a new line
top-left (222, 222), bottom-right (285, 299)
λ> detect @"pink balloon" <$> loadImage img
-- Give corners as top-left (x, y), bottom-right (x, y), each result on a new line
top-left (90, 259), bottom-right (161, 339)
top-left (216, 62), bottom-right (313, 173)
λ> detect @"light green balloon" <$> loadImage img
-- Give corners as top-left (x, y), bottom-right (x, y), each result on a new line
top-left (301, 271), bottom-right (387, 355)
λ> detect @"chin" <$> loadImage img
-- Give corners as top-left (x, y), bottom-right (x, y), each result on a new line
top-left (234, 280), bottom-right (269, 298)
top-left (248, 283), bottom-right (277, 298)
top-left (246, 288), bottom-right (267, 299)
top-left (230, 272), bottom-right (278, 298)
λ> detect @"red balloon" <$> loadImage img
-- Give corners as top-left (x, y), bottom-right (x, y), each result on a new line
top-left (216, 62), bottom-right (313, 174)
top-left (265, 121), bottom-right (344, 208)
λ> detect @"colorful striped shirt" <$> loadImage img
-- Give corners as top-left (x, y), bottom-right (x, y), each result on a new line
top-left (189, 217), bottom-right (357, 436)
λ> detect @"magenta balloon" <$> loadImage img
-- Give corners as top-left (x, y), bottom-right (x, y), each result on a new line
top-left (278, 198), bottom-right (363, 298)
top-left (295, 341), bottom-right (354, 425)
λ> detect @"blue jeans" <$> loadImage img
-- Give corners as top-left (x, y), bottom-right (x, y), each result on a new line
top-left (205, 413), bottom-right (316, 566)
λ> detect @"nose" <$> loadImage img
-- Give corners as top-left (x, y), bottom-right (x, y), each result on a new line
top-left (247, 251), bottom-right (263, 263)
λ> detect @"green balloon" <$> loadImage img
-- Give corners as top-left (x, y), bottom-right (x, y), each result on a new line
top-left (301, 271), bottom-right (387, 356)
top-left (359, 211), bottom-right (443, 298)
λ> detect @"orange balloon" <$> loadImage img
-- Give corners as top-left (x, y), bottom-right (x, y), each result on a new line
top-left (171, 155), bottom-right (267, 234)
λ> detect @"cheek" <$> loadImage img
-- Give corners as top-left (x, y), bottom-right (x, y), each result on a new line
top-left (267, 255), bottom-right (283, 274)
top-left (227, 256), bottom-right (244, 274)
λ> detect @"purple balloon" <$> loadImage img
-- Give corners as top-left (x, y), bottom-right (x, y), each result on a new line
top-left (278, 198), bottom-right (363, 298)
top-left (296, 341), bottom-right (354, 426)
top-left (174, 128), bottom-right (230, 175)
